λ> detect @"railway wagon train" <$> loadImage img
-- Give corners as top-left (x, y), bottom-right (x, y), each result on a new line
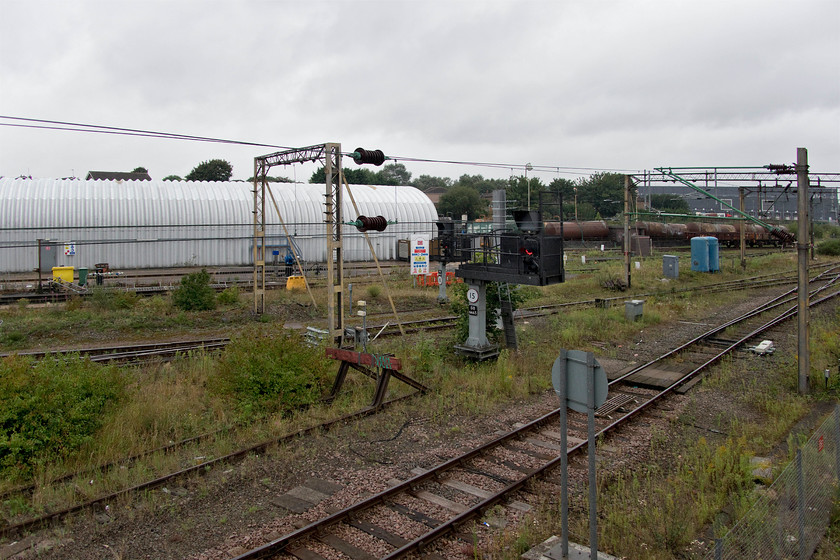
top-left (634, 220), bottom-right (787, 247)
top-left (541, 220), bottom-right (789, 248)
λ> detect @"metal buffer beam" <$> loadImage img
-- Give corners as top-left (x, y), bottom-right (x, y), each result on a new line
top-left (324, 347), bottom-right (428, 408)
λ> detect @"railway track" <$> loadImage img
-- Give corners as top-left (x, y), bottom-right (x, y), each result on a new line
top-left (0, 391), bottom-right (429, 542)
top-left (0, 248), bottom-right (793, 306)
top-left (227, 267), bottom-right (840, 560)
top-left (3, 262), bottom-right (832, 362)
top-left (0, 338), bottom-right (230, 364)
top-left (0, 263), bottom-right (408, 306)
top-left (0, 266), bottom-right (834, 547)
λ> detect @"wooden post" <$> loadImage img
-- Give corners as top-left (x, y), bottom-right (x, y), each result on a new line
top-left (797, 147), bottom-right (810, 395)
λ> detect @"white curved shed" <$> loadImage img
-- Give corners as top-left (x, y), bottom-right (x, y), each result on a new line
top-left (0, 178), bottom-right (438, 273)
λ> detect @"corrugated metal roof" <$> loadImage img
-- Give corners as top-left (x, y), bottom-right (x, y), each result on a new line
top-left (0, 178), bottom-right (438, 272)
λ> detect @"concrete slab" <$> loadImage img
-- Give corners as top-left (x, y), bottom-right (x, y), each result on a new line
top-left (287, 485), bottom-right (330, 504)
top-left (522, 536), bottom-right (618, 560)
top-left (270, 493), bottom-right (313, 513)
top-left (303, 477), bottom-right (343, 496)
top-left (545, 541), bottom-right (618, 560)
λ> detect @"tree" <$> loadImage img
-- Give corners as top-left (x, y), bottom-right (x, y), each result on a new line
top-left (412, 174), bottom-right (452, 191)
top-left (650, 194), bottom-right (690, 214)
top-left (132, 166), bottom-right (148, 174)
top-left (505, 176), bottom-right (546, 210)
top-left (309, 165), bottom-right (404, 185)
top-left (163, 175), bottom-right (182, 181)
top-left (576, 172), bottom-right (629, 219)
top-left (310, 166), bottom-right (377, 184)
top-left (248, 175), bottom-right (294, 183)
top-left (185, 159), bottom-right (233, 182)
top-left (376, 163), bottom-right (411, 185)
top-left (454, 174), bottom-right (508, 195)
top-left (346, 168), bottom-right (379, 184)
top-left (437, 185), bottom-right (487, 220)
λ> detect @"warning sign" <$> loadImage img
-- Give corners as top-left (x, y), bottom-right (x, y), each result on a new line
top-left (410, 234), bottom-right (430, 276)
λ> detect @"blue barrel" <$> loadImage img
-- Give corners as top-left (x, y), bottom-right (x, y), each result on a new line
top-left (691, 237), bottom-right (710, 272)
top-left (708, 237), bottom-right (720, 272)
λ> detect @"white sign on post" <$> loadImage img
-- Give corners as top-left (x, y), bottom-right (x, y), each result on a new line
top-left (410, 234), bottom-right (430, 276)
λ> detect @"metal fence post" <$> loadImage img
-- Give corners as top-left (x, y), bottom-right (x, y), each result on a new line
top-left (797, 449), bottom-right (805, 559)
top-left (714, 538), bottom-right (722, 560)
top-left (835, 405), bottom-right (840, 482)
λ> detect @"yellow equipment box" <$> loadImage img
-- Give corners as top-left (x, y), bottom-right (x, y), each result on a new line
top-left (52, 266), bottom-right (74, 283)
top-left (286, 275), bottom-right (306, 291)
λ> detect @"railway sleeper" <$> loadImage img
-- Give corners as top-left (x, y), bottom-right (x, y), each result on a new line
top-left (595, 393), bottom-right (638, 418)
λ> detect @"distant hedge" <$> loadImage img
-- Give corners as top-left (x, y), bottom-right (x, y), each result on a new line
top-left (816, 239), bottom-right (840, 256)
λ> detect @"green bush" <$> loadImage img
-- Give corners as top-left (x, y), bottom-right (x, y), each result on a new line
top-left (172, 269), bottom-right (216, 311)
top-left (211, 331), bottom-right (331, 418)
top-left (816, 239), bottom-right (840, 256)
top-left (216, 286), bottom-right (241, 306)
top-left (0, 355), bottom-right (124, 479)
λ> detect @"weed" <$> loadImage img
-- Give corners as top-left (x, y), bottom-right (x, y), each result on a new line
top-left (65, 296), bottom-right (84, 311)
top-left (3, 331), bottom-right (25, 345)
top-left (216, 285), bottom-right (241, 306)
top-left (2, 495), bottom-right (33, 517)
top-left (366, 284), bottom-right (382, 299)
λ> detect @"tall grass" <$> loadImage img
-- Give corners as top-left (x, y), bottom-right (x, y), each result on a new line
top-left (0, 355), bottom-right (125, 481)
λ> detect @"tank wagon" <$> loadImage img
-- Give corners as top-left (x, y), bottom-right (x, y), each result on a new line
top-left (540, 220), bottom-right (788, 248)
top-left (633, 220), bottom-right (787, 247)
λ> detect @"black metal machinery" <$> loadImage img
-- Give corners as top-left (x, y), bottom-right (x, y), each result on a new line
top-left (455, 202), bottom-right (566, 287)
top-left (446, 194), bottom-right (566, 360)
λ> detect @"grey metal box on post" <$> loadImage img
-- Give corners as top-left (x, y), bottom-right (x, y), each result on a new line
top-left (663, 254), bottom-right (679, 279)
top-left (625, 299), bottom-right (644, 321)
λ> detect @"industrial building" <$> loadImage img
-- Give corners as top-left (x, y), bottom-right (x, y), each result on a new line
top-left (0, 177), bottom-right (438, 273)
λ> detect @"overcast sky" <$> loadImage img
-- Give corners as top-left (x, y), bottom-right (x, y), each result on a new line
top-left (1, 0), bottom-right (838, 184)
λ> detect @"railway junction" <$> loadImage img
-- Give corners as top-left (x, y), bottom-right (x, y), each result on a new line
top-left (0, 148), bottom-right (839, 560)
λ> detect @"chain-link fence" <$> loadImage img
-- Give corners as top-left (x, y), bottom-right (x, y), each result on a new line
top-left (707, 405), bottom-right (840, 559)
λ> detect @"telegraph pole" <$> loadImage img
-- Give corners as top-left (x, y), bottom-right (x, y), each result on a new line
top-left (797, 147), bottom-right (810, 394)
top-left (739, 187), bottom-right (746, 270)
top-left (624, 175), bottom-right (631, 289)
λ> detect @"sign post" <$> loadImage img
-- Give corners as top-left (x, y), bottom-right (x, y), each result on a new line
top-left (410, 234), bottom-right (430, 279)
top-left (551, 350), bottom-right (608, 560)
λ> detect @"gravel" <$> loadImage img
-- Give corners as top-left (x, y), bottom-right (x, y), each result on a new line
top-left (7, 282), bottom-right (834, 560)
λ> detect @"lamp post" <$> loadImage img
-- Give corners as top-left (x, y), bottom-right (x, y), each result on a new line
top-left (525, 163), bottom-right (533, 210)
top-left (574, 187), bottom-right (578, 220)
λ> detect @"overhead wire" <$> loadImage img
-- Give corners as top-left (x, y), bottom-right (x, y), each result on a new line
top-left (0, 116), bottom-right (294, 150)
top-left (0, 115), bottom-right (639, 177)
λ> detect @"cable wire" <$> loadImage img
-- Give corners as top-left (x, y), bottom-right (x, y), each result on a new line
top-left (0, 115), bottom-right (639, 177)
